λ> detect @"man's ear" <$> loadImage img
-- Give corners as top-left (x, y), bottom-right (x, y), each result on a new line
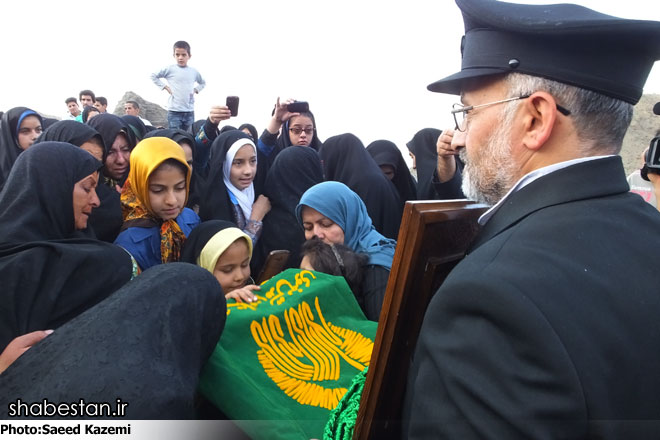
top-left (520, 91), bottom-right (558, 152)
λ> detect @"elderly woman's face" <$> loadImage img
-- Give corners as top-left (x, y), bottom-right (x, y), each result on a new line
top-left (104, 133), bottom-right (130, 180)
top-left (72, 171), bottom-right (100, 230)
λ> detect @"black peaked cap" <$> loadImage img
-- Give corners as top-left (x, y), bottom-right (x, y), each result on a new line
top-left (428, 0), bottom-right (660, 104)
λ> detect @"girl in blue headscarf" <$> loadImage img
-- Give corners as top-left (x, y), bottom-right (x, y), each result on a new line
top-left (296, 181), bottom-right (396, 321)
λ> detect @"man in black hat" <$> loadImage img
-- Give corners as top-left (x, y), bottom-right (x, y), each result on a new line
top-left (403, 0), bottom-right (660, 438)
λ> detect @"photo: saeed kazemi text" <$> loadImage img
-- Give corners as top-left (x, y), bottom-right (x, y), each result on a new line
top-left (1, 423), bottom-right (131, 435)
top-left (0, 420), bottom-right (254, 439)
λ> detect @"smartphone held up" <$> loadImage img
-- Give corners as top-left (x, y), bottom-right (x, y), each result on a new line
top-left (226, 96), bottom-right (239, 117)
top-left (286, 101), bottom-right (309, 114)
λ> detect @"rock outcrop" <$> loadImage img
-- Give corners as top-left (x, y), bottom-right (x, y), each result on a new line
top-left (113, 91), bottom-right (168, 128)
top-left (622, 93), bottom-right (660, 175)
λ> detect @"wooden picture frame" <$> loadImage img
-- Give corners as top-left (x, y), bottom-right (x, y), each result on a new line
top-left (354, 200), bottom-right (488, 439)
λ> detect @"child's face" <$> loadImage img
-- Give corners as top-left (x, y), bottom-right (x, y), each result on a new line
top-left (229, 144), bottom-right (257, 190)
top-left (174, 48), bottom-right (190, 67)
top-left (17, 116), bottom-right (42, 150)
top-left (213, 239), bottom-right (251, 293)
top-left (148, 163), bottom-right (187, 220)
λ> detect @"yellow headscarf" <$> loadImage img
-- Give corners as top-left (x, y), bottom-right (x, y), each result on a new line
top-left (121, 137), bottom-right (192, 264)
top-left (199, 227), bottom-right (253, 274)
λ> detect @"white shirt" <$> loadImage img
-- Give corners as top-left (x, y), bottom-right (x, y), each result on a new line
top-left (138, 116), bottom-right (152, 126)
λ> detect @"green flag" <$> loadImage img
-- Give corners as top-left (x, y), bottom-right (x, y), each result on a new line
top-left (199, 268), bottom-right (377, 440)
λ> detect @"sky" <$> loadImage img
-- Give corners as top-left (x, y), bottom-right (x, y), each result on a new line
top-left (2, 0), bottom-right (659, 161)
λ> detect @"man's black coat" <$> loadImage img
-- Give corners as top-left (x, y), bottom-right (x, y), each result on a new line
top-left (404, 156), bottom-right (660, 439)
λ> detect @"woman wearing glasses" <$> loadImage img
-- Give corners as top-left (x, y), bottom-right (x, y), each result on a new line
top-left (257, 97), bottom-right (323, 164)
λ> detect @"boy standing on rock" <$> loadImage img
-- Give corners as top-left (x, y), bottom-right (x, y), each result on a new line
top-left (151, 40), bottom-right (206, 132)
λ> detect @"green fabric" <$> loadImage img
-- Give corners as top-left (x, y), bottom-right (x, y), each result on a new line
top-left (199, 268), bottom-right (378, 440)
top-left (323, 367), bottom-right (368, 440)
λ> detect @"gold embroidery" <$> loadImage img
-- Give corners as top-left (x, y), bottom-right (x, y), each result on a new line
top-left (227, 271), bottom-right (317, 313)
top-left (227, 270), bottom-right (373, 409)
top-left (251, 297), bottom-right (374, 410)
top-left (226, 299), bottom-right (262, 315)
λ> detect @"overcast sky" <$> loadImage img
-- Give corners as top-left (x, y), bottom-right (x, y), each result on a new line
top-left (2, 0), bottom-right (659, 157)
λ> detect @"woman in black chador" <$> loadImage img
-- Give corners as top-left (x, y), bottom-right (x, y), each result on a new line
top-left (0, 142), bottom-right (134, 349)
top-left (36, 120), bottom-right (123, 242)
top-left (0, 143), bottom-right (226, 418)
top-left (250, 146), bottom-right (324, 275)
top-left (367, 139), bottom-right (418, 203)
top-left (0, 106), bottom-right (43, 191)
top-left (319, 133), bottom-right (403, 240)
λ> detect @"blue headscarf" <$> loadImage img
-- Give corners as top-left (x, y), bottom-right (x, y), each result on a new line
top-left (296, 181), bottom-right (396, 269)
top-left (15, 109), bottom-right (41, 139)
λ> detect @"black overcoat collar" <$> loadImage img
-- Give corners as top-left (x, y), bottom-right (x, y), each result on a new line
top-left (469, 156), bottom-right (629, 252)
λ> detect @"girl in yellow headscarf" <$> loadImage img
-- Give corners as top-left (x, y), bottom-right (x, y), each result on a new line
top-left (114, 137), bottom-right (200, 271)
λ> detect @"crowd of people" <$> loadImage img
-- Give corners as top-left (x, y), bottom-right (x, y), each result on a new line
top-left (0, 51), bottom-right (464, 420)
top-left (0, 92), bottom-right (453, 321)
top-left (2, 0), bottom-right (660, 438)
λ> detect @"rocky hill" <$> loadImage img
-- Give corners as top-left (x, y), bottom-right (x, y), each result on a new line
top-left (112, 91), bottom-right (168, 128)
top-left (621, 94), bottom-right (660, 175)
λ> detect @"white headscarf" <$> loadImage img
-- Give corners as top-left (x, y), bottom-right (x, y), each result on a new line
top-left (223, 138), bottom-right (257, 220)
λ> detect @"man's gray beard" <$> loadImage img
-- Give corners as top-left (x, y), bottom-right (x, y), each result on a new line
top-left (459, 117), bottom-right (517, 206)
top-left (460, 165), bottom-right (484, 204)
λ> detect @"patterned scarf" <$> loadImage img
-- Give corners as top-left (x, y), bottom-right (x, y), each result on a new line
top-left (120, 137), bottom-right (191, 264)
top-left (121, 177), bottom-right (186, 263)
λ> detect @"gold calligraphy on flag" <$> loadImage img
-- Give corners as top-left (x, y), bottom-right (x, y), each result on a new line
top-left (226, 270), bottom-right (374, 410)
top-left (251, 297), bottom-right (373, 410)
